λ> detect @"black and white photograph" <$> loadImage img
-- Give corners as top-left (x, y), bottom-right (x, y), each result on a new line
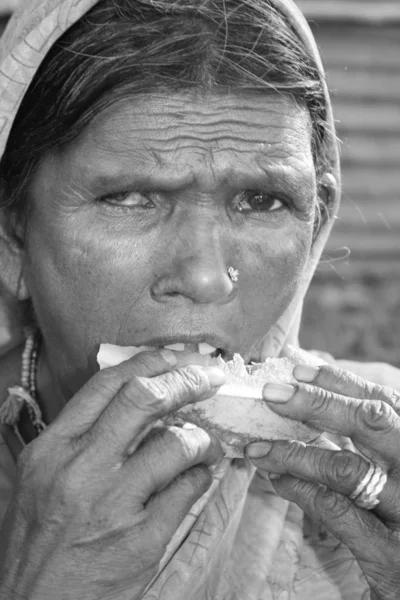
top-left (0, 1), bottom-right (399, 598)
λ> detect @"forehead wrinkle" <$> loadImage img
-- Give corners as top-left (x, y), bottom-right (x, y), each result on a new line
top-left (89, 115), bottom-right (311, 169)
top-left (145, 125), bottom-right (312, 182)
top-left (128, 124), bottom-right (306, 165)
top-left (87, 118), bottom-right (269, 168)
top-left (82, 132), bottom-right (282, 179)
top-left (98, 119), bottom-right (302, 144)
top-left (77, 92), bottom-right (312, 161)
top-left (95, 124), bottom-right (270, 152)
top-left (55, 92), bottom-right (315, 195)
top-left (73, 131), bottom-right (313, 193)
top-left (144, 138), bottom-right (267, 158)
top-left (93, 94), bottom-right (305, 141)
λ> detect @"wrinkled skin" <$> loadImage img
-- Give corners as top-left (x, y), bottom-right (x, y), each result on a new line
top-left (0, 92), bottom-right (319, 599)
top-left (248, 363), bottom-right (400, 599)
top-left (24, 92), bottom-right (316, 412)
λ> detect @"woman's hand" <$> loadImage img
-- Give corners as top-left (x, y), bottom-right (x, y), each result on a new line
top-left (246, 363), bottom-right (400, 600)
top-left (0, 350), bottom-right (226, 600)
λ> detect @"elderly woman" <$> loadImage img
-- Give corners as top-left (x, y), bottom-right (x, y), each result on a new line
top-left (0, 0), bottom-right (399, 598)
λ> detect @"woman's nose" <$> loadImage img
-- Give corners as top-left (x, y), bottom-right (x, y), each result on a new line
top-left (151, 242), bottom-right (237, 305)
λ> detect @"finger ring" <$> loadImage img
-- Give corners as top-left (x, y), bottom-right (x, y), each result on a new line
top-left (349, 462), bottom-right (388, 510)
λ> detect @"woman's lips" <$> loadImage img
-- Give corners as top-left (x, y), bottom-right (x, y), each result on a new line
top-left (163, 342), bottom-right (218, 356)
top-left (97, 342), bottom-right (225, 369)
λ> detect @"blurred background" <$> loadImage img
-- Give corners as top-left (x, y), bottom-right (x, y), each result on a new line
top-left (0, 0), bottom-right (399, 365)
top-left (296, 0), bottom-right (400, 367)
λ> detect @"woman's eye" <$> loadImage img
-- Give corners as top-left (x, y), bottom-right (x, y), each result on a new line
top-left (233, 191), bottom-right (285, 213)
top-left (99, 191), bottom-right (155, 209)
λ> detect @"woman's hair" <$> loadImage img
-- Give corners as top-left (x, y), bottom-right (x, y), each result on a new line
top-left (0, 0), bottom-right (330, 223)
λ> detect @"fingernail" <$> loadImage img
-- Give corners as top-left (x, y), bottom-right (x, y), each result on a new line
top-left (269, 473), bottom-right (282, 481)
top-left (263, 383), bottom-right (296, 403)
top-left (160, 349), bottom-right (178, 366)
top-left (294, 364), bottom-right (320, 383)
top-left (246, 441), bottom-right (273, 458)
top-left (202, 366), bottom-right (227, 388)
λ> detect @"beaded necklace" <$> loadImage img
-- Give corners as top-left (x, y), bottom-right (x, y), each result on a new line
top-left (0, 328), bottom-right (46, 446)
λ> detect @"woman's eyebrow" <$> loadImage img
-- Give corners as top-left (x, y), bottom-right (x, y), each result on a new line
top-left (256, 160), bottom-right (316, 195)
top-left (225, 164), bottom-right (316, 199)
top-left (87, 172), bottom-right (195, 193)
top-left (86, 162), bottom-right (315, 198)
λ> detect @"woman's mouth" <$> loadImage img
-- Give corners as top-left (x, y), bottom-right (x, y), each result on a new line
top-left (96, 341), bottom-right (234, 370)
top-left (162, 342), bottom-right (224, 359)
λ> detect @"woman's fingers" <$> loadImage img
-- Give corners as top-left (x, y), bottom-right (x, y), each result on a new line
top-left (126, 424), bottom-right (224, 501)
top-left (52, 349), bottom-right (223, 438)
top-left (294, 363), bottom-right (400, 412)
top-left (87, 363), bottom-right (226, 456)
top-left (246, 440), bottom-right (400, 522)
top-left (262, 380), bottom-right (400, 466)
top-left (52, 349), bottom-right (180, 434)
top-left (146, 464), bottom-right (213, 543)
top-left (261, 474), bottom-right (400, 594)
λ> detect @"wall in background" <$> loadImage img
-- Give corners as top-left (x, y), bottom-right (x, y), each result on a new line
top-left (297, 0), bottom-right (400, 365)
top-left (297, 0), bottom-right (400, 271)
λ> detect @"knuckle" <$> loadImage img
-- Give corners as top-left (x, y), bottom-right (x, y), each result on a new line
top-left (290, 477), bottom-right (315, 502)
top-left (328, 450), bottom-right (362, 483)
top-left (91, 368), bottom-right (121, 397)
top-left (306, 385), bottom-right (333, 417)
top-left (325, 367), bottom-right (356, 394)
top-left (366, 381), bottom-right (390, 402)
top-left (178, 465), bottom-right (212, 498)
top-left (131, 377), bottom-right (170, 413)
top-left (135, 367), bottom-right (210, 418)
top-left (283, 440), bottom-right (307, 467)
top-left (385, 387), bottom-right (400, 412)
top-left (170, 426), bottom-right (211, 463)
top-left (130, 350), bottom-right (160, 372)
top-left (85, 414), bottom-right (121, 449)
top-left (175, 366), bottom-right (206, 394)
top-left (131, 351), bottom-right (153, 368)
top-left (355, 400), bottom-right (397, 433)
top-left (314, 486), bottom-right (351, 521)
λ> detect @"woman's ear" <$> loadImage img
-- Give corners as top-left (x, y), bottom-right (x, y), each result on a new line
top-left (319, 172), bottom-right (339, 219)
top-left (0, 209), bottom-right (30, 301)
top-left (313, 172), bottom-right (339, 242)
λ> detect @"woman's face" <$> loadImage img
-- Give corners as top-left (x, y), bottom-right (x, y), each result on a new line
top-left (24, 91), bottom-right (317, 399)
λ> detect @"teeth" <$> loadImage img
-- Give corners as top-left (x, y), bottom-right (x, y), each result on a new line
top-left (198, 343), bottom-right (217, 355)
top-left (164, 343), bottom-right (185, 351)
top-left (163, 342), bottom-right (218, 355)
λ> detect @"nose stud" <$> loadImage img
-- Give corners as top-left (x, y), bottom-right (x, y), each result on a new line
top-left (227, 266), bottom-right (239, 283)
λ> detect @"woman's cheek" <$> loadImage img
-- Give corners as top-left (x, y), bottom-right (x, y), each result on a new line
top-left (244, 219), bottom-right (312, 288)
top-left (237, 223), bottom-right (313, 332)
top-left (25, 216), bottom-right (152, 368)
